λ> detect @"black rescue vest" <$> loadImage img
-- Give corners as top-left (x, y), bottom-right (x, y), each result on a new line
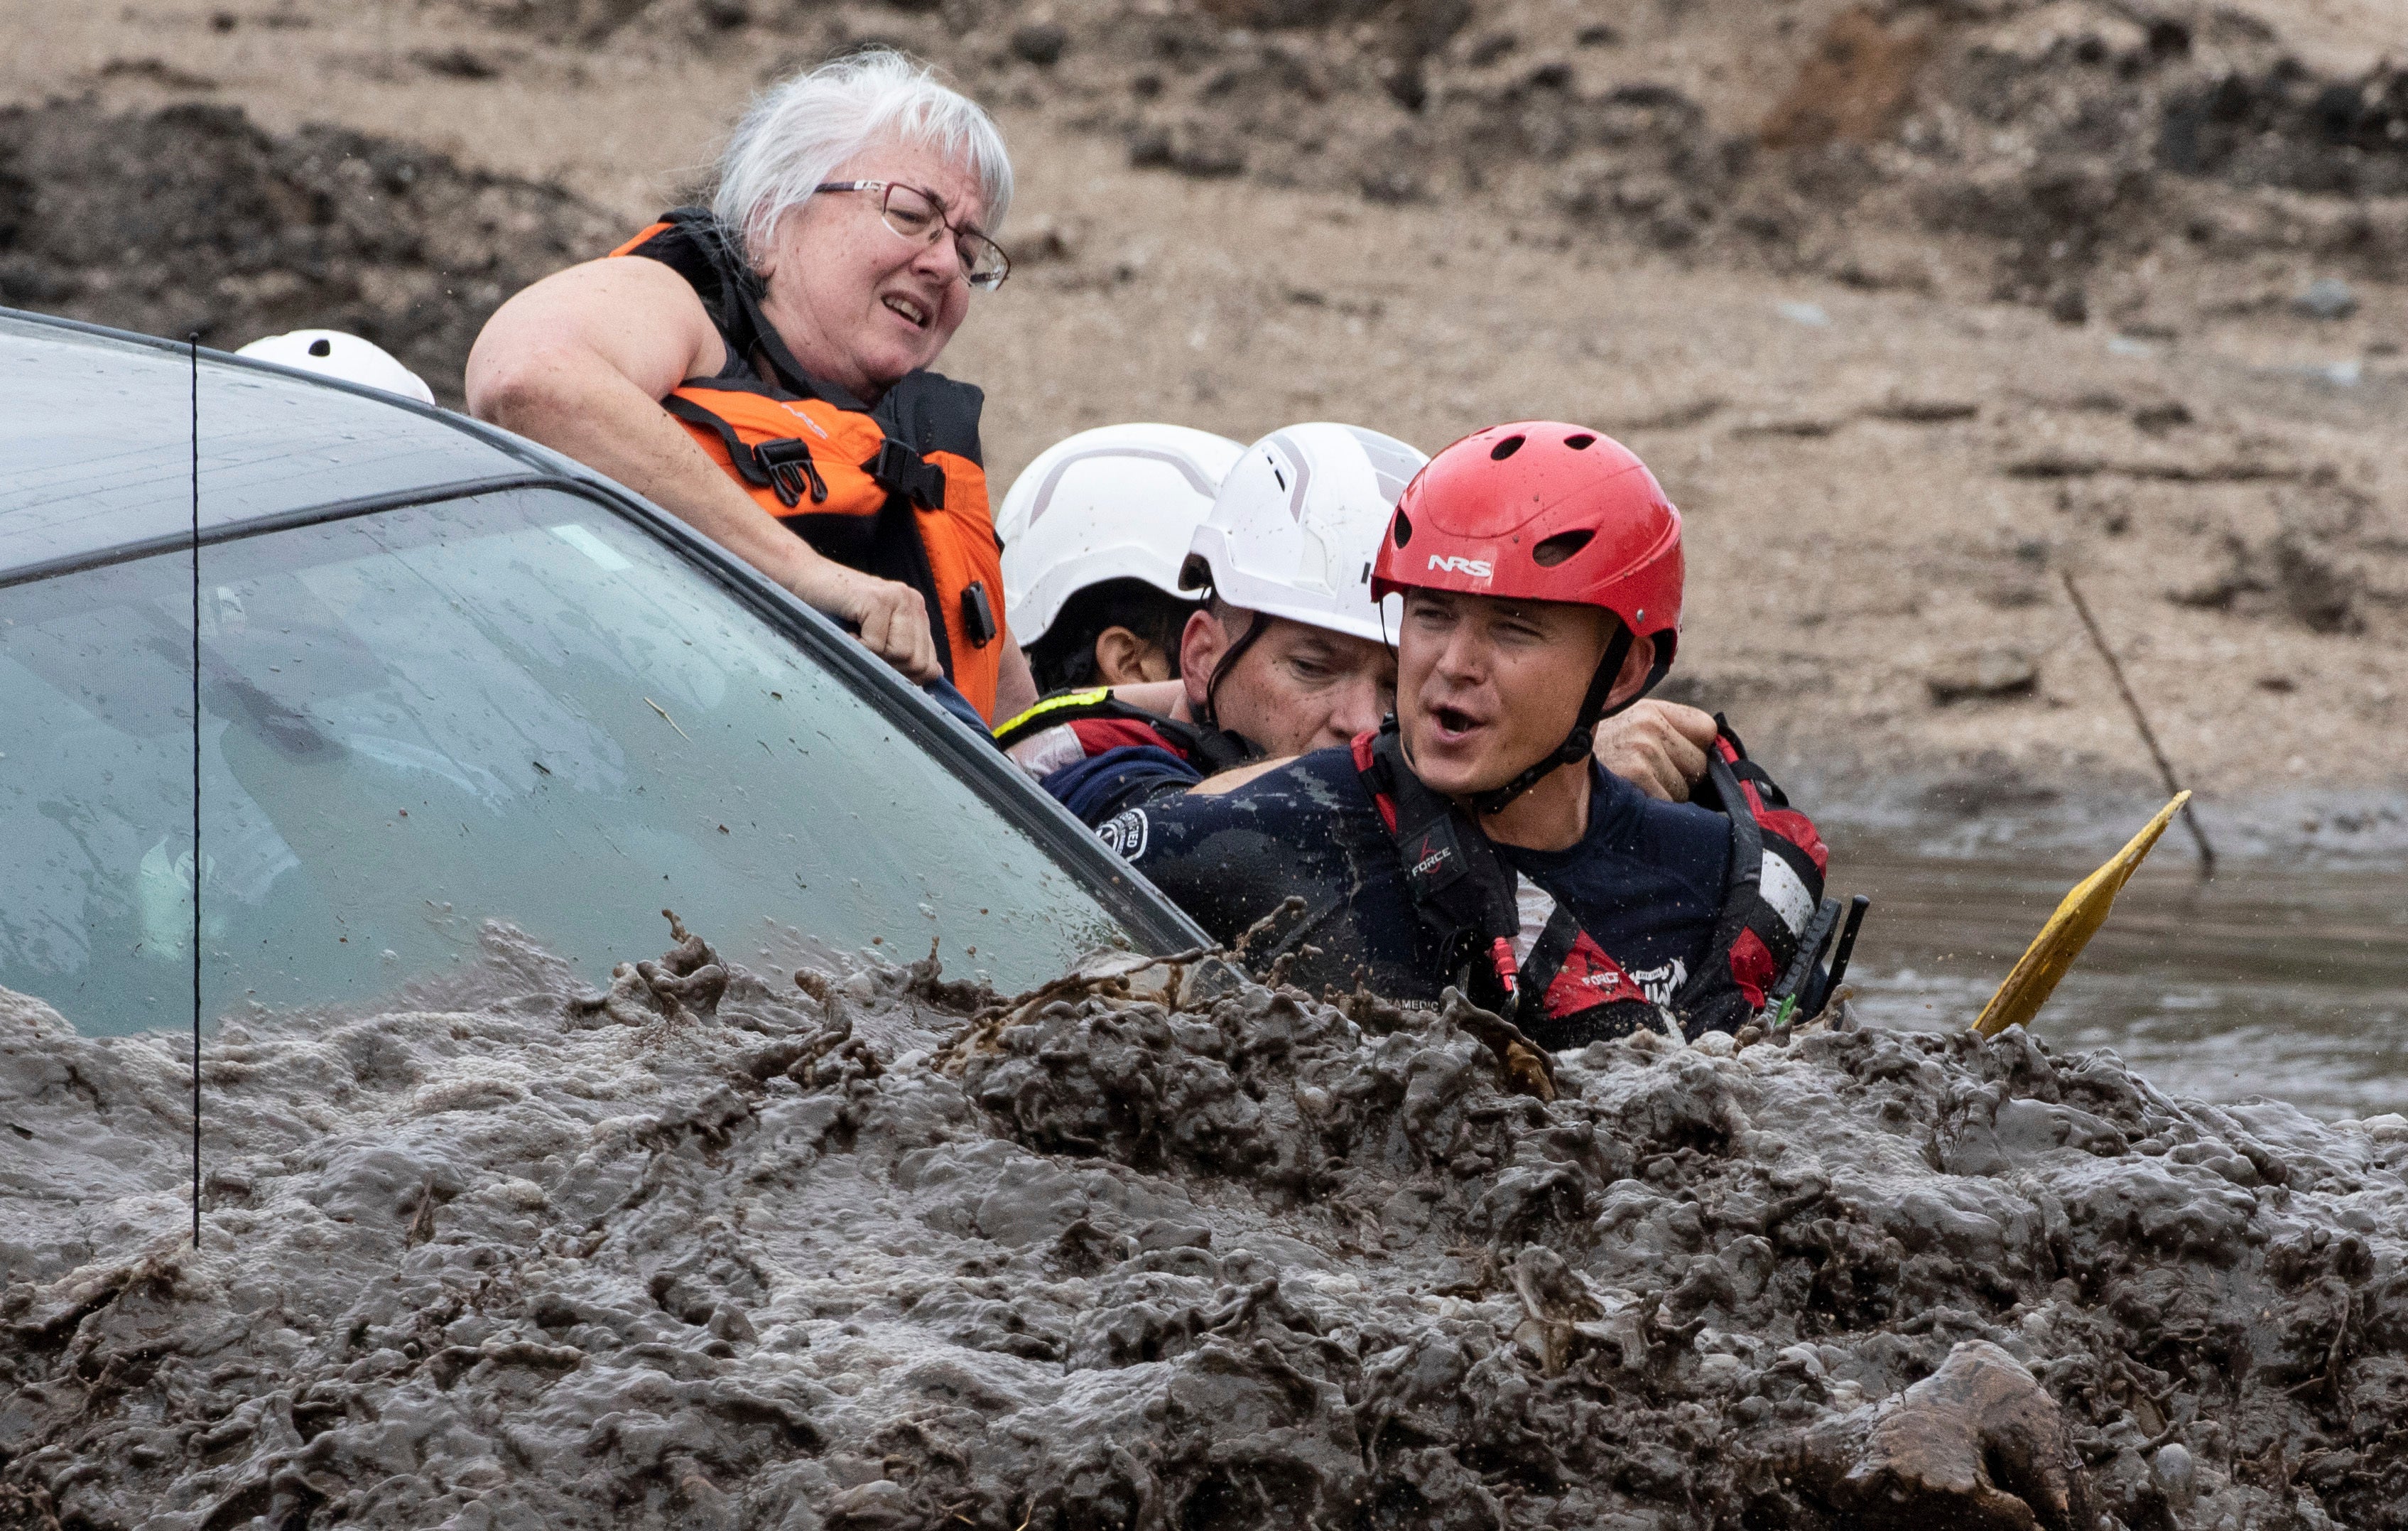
top-left (1352, 717), bottom-right (1835, 1045)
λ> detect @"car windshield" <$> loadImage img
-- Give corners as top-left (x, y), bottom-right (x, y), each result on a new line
top-left (0, 488), bottom-right (1134, 1034)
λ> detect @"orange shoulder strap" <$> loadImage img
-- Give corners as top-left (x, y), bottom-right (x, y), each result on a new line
top-left (608, 221), bottom-right (674, 259)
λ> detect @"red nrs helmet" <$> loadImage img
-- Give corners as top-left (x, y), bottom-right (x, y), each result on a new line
top-left (1373, 421), bottom-right (1683, 669)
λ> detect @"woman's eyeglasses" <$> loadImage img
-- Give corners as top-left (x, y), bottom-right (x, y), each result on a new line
top-left (815, 180), bottom-right (1011, 292)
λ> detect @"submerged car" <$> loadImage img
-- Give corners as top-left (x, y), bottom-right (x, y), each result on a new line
top-left (0, 308), bottom-right (1203, 1035)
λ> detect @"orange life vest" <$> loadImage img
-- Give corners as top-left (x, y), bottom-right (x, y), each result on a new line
top-left (612, 210), bottom-right (1004, 718)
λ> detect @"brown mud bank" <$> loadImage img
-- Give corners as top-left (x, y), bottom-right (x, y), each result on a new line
top-left (0, 97), bottom-right (614, 406)
top-left (5, 920), bottom-right (2405, 1530)
top-left (455, 0), bottom-right (2408, 320)
top-left (17, 0), bottom-right (2408, 390)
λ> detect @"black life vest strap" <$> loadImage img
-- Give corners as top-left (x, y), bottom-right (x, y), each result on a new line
top-left (1661, 716), bottom-right (1832, 1037)
top-left (1166, 715), bottom-right (1264, 777)
top-left (1656, 747), bottom-right (1761, 1023)
top-left (660, 393), bottom-right (830, 509)
top-left (1515, 901), bottom-right (1584, 1022)
top-left (1710, 745), bottom-right (1767, 902)
top-left (1357, 720), bottom-right (1522, 1012)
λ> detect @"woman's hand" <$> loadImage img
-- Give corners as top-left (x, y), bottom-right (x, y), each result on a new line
top-left (788, 558), bottom-right (940, 683)
top-left (470, 258), bottom-right (956, 686)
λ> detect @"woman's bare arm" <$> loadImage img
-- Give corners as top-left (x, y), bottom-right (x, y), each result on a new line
top-left (993, 632), bottom-right (1038, 720)
top-left (467, 258), bottom-right (939, 683)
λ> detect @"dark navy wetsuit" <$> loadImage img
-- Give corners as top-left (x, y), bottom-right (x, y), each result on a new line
top-left (1041, 742), bottom-right (1203, 826)
top-left (1105, 745), bottom-right (1730, 1004)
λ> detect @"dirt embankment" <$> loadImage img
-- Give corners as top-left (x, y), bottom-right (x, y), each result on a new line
top-left (5, 921), bottom-right (2407, 1528)
top-left (11, 0), bottom-right (2407, 406)
top-left (0, 97), bottom-right (614, 407)
top-left (440, 0), bottom-right (2408, 315)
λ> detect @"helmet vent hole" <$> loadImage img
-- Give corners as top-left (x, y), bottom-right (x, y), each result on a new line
top-left (308, 337), bottom-right (332, 357)
top-left (1489, 434), bottom-right (1525, 461)
top-left (1532, 530), bottom-right (1593, 568)
top-left (1392, 511), bottom-right (1413, 547)
top-left (1563, 433), bottom-right (1595, 450)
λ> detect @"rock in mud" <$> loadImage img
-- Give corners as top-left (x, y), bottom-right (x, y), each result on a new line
top-left (2292, 277), bottom-right (2360, 322)
top-left (1926, 644), bottom-right (2039, 705)
top-left (4, 922), bottom-right (2407, 1529)
top-left (1794, 1339), bottom-right (2091, 1531)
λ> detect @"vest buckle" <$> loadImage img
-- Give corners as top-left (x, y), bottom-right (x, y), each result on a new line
top-left (867, 439), bottom-right (947, 510)
top-left (753, 438), bottom-right (828, 508)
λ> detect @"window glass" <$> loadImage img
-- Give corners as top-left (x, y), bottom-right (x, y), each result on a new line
top-left (0, 489), bottom-right (1131, 1034)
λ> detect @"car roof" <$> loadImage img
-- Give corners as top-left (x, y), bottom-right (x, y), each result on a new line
top-left (0, 307), bottom-right (1214, 955)
top-left (0, 308), bottom-right (562, 585)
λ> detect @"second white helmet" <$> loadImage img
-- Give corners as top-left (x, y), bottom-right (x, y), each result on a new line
top-left (999, 423), bottom-right (1247, 647)
top-left (1181, 423), bottom-right (1428, 644)
top-left (234, 328), bottom-right (436, 406)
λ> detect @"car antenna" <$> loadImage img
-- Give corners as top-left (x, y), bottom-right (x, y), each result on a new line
top-left (188, 331), bottom-right (202, 1249)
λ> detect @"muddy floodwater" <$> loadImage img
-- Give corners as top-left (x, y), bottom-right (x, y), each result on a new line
top-left (1838, 836), bottom-right (2408, 1120)
top-left (8, 913), bottom-right (2408, 1530)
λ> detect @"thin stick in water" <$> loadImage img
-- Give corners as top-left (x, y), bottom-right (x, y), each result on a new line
top-left (189, 332), bottom-right (202, 1247)
top-left (2059, 569), bottom-right (2216, 877)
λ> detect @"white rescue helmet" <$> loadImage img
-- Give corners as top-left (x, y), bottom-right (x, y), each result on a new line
top-left (998, 423), bottom-right (1245, 646)
top-left (1180, 422), bottom-right (1428, 644)
top-left (234, 329), bottom-right (436, 406)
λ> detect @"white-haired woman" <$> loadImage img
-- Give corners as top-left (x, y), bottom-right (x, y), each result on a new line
top-left (468, 49), bottom-right (1035, 722)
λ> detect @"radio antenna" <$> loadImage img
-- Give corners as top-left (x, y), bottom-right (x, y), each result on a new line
top-left (188, 332), bottom-right (202, 1248)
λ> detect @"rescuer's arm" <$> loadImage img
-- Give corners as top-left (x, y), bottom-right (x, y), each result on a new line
top-left (467, 257), bottom-right (940, 683)
top-left (1593, 700), bottom-right (1718, 803)
top-left (1188, 757), bottom-right (1291, 796)
top-left (1098, 679), bottom-right (1186, 715)
top-left (994, 629), bottom-right (1037, 720)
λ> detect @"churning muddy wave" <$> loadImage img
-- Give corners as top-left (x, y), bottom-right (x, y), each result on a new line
top-left (4, 919), bottom-right (2404, 1529)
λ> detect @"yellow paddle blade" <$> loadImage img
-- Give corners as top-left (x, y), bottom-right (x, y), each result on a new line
top-left (1971, 791), bottom-right (2191, 1040)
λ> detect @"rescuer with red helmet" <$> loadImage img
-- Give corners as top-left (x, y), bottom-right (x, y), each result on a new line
top-left (1104, 423), bottom-right (1832, 1044)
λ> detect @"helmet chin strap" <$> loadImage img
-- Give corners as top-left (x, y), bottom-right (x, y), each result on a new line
top-left (1468, 624), bottom-right (1652, 818)
top-left (1198, 603), bottom-right (1268, 731)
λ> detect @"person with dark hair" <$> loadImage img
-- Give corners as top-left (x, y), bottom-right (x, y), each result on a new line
top-left (1022, 579), bottom-right (1195, 694)
top-left (995, 423), bottom-right (1241, 696)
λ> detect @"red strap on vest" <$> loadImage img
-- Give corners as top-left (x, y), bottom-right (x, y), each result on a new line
top-left (1350, 730), bottom-right (1397, 833)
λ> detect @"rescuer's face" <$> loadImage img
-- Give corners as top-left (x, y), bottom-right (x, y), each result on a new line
top-left (1181, 608), bottom-right (1396, 759)
top-left (1397, 589), bottom-right (1647, 801)
top-left (759, 137), bottom-right (983, 400)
